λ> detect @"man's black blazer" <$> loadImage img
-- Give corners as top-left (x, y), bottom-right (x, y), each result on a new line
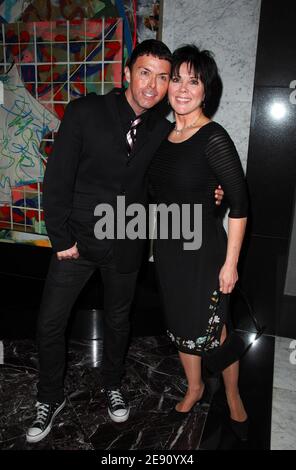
top-left (43, 89), bottom-right (171, 272)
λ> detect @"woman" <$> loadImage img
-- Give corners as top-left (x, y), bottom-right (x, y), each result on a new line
top-left (149, 45), bottom-right (248, 433)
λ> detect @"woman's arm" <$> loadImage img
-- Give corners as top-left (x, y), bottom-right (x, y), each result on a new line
top-left (205, 126), bottom-right (248, 293)
top-left (219, 217), bottom-right (247, 293)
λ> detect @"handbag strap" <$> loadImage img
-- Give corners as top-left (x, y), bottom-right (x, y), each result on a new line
top-left (203, 285), bottom-right (264, 352)
top-left (233, 285), bottom-right (265, 338)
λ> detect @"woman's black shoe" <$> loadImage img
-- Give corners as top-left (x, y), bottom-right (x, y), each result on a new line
top-left (168, 407), bottom-right (191, 420)
top-left (230, 417), bottom-right (249, 441)
top-left (169, 398), bottom-right (202, 419)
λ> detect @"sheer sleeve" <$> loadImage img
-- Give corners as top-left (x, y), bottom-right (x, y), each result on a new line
top-left (205, 127), bottom-right (248, 218)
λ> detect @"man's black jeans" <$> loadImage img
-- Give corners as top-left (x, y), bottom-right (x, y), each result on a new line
top-left (36, 251), bottom-right (138, 403)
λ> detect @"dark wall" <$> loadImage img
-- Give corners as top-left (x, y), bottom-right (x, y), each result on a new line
top-left (0, 243), bottom-right (166, 339)
top-left (240, 0), bottom-right (296, 336)
top-left (0, 244), bottom-right (51, 338)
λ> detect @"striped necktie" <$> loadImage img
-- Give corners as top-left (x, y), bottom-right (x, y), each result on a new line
top-left (126, 116), bottom-right (142, 156)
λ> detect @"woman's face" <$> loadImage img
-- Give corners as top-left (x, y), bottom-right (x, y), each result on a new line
top-left (168, 62), bottom-right (205, 116)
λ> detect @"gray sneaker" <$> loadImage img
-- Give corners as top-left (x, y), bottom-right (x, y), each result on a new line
top-left (104, 389), bottom-right (130, 423)
top-left (26, 399), bottom-right (66, 443)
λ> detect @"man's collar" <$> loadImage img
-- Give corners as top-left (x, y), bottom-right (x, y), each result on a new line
top-left (117, 89), bottom-right (149, 124)
top-left (117, 90), bottom-right (135, 121)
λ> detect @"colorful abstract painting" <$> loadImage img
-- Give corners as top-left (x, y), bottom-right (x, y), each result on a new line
top-left (0, 1), bottom-right (161, 54)
top-left (0, 18), bottom-right (123, 244)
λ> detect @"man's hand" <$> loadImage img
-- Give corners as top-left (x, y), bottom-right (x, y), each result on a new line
top-left (57, 243), bottom-right (79, 261)
top-left (215, 185), bottom-right (224, 206)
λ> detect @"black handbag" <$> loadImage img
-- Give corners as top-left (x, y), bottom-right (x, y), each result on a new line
top-left (202, 285), bottom-right (264, 376)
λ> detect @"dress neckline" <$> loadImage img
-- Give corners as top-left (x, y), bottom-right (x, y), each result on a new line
top-left (167, 120), bottom-right (215, 144)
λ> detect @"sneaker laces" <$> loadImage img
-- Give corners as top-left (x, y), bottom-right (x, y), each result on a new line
top-left (106, 389), bottom-right (126, 408)
top-left (34, 402), bottom-right (50, 426)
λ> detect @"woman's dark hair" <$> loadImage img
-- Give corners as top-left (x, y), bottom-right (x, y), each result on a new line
top-left (171, 44), bottom-right (222, 117)
top-left (126, 39), bottom-right (172, 70)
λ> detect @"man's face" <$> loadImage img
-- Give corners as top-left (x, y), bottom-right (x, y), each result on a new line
top-left (125, 54), bottom-right (171, 115)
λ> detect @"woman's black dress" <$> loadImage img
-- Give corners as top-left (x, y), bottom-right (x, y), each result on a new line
top-left (149, 122), bottom-right (248, 355)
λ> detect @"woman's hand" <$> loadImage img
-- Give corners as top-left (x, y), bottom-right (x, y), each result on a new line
top-left (219, 263), bottom-right (238, 294)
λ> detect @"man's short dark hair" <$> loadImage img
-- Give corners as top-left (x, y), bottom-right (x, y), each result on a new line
top-left (171, 44), bottom-right (222, 117)
top-left (126, 39), bottom-right (172, 70)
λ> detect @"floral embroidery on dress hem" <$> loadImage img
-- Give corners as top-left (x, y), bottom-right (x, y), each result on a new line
top-left (167, 289), bottom-right (223, 353)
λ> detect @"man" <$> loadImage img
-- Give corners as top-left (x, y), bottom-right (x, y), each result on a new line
top-left (26, 40), bottom-right (223, 443)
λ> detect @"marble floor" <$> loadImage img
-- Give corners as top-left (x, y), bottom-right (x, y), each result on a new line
top-left (0, 336), bottom-right (209, 451)
top-left (0, 333), bottom-right (295, 451)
